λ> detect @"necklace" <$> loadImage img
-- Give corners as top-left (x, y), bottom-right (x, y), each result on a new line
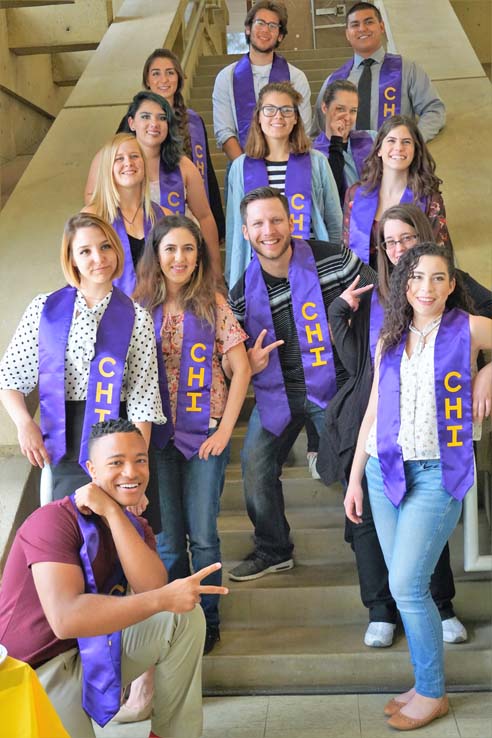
top-left (121, 204), bottom-right (141, 225)
top-left (408, 316), bottom-right (442, 354)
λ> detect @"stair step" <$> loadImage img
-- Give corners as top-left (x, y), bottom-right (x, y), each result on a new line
top-left (221, 466), bottom-right (342, 511)
top-left (203, 621), bottom-right (492, 692)
top-left (191, 63), bottom-right (346, 91)
top-left (221, 527), bottom-right (352, 565)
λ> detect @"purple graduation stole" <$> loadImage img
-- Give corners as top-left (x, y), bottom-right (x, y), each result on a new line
top-left (159, 161), bottom-right (185, 214)
top-left (151, 306), bottom-right (215, 459)
top-left (330, 53), bottom-right (402, 128)
top-left (376, 308), bottom-right (473, 507)
top-left (69, 495), bottom-right (144, 727)
top-left (349, 185), bottom-right (426, 263)
top-left (369, 288), bottom-right (385, 364)
top-left (244, 240), bottom-right (337, 436)
top-left (243, 154), bottom-right (312, 240)
top-left (112, 201), bottom-right (162, 296)
top-left (313, 130), bottom-right (373, 182)
top-left (38, 286), bottom-right (135, 470)
top-left (187, 108), bottom-right (209, 198)
top-left (233, 53), bottom-right (290, 148)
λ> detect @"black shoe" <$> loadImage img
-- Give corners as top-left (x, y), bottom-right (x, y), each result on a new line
top-left (204, 625), bottom-right (220, 655)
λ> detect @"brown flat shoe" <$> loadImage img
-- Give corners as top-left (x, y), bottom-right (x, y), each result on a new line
top-left (387, 695), bottom-right (449, 731)
top-left (384, 697), bottom-right (406, 717)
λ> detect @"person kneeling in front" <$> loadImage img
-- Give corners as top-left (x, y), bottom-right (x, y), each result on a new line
top-left (0, 418), bottom-right (228, 738)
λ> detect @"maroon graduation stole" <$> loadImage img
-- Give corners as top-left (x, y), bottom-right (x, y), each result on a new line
top-left (313, 130), bottom-right (373, 183)
top-left (330, 53), bottom-right (402, 128)
top-left (38, 286), bottom-right (135, 470)
top-left (151, 305), bottom-right (215, 459)
top-left (243, 154), bottom-right (312, 240)
top-left (159, 160), bottom-right (185, 214)
top-left (349, 185), bottom-right (426, 264)
top-left (233, 53), bottom-right (290, 148)
top-left (112, 201), bottom-right (162, 296)
top-left (376, 308), bottom-right (473, 507)
top-left (187, 108), bottom-right (209, 198)
top-left (70, 494), bottom-right (144, 727)
top-left (244, 240), bottom-right (337, 436)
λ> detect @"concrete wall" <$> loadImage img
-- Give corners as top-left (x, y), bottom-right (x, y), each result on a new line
top-left (451, 0), bottom-right (492, 63)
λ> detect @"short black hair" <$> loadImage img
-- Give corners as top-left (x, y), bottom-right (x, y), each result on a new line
top-left (240, 186), bottom-right (290, 224)
top-left (88, 418), bottom-right (143, 455)
top-left (346, 2), bottom-right (383, 24)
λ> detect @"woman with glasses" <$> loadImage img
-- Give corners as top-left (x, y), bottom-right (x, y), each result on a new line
top-left (342, 115), bottom-right (450, 269)
top-left (317, 203), bottom-right (491, 650)
top-left (85, 91), bottom-right (222, 281)
top-left (225, 81), bottom-right (342, 288)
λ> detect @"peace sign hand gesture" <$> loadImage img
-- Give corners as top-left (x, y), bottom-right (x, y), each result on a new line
top-left (248, 328), bottom-right (284, 375)
top-left (339, 275), bottom-right (374, 312)
top-left (160, 563), bottom-right (229, 613)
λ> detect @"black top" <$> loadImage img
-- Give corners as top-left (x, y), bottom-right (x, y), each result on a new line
top-left (128, 234), bottom-right (145, 267)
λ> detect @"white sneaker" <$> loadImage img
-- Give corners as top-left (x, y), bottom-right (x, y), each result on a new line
top-left (307, 452), bottom-right (320, 480)
top-left (442, 616), bottom-right (468, 643)
top-left (364, 622), bottom-right (396, 648)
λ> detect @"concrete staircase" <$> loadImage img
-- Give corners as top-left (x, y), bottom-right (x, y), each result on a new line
top-left (186, 43), bottom-right (353, 192)
top-left (203, 420), bottom-right (492, 694)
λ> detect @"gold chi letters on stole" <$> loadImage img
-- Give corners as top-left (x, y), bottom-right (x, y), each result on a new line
top-left (95, 357), bottom-right (116, 421)
top-left (290, 193), bottom-right (305, 239)
top-left (186, 342), bottom-right (207, 412)
top-left (383, 86), bottom-right (396, 118)
top-left (443, 371), bottom-right (464, 447)
top-left (301, 302), bottom-right (328, 367)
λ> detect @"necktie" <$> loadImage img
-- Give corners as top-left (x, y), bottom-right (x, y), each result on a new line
top-left (356, 58), bottom-right (375, 130)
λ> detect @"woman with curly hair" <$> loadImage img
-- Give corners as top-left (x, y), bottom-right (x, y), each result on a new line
top-left (85, 91), bottom-right (222, 280)
top-left (225, 81), bottom-right (342, 288)
top-left (344, 243), bottom-right (491, 731)
top-left (342, 115), bottom-right (450, 268)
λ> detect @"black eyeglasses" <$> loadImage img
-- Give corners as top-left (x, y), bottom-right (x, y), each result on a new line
top-left (260, 105), bottom-right (296, 118)
top-left (253, 18), bottom-right (281, 31)
top-left (382, 234), bottom-right (418, 251)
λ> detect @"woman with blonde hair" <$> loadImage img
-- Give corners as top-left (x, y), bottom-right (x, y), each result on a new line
top-left (226, 81), bottom-right (342, 288)
top-left (0, 213), bottom-right (165, 506)
top-left (86, 92), bottom-right (222, 280)
top-left (84, 132), bottom-right (170, 296)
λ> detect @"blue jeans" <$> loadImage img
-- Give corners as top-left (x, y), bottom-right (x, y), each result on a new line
top-left (241, 393), bottom-right (326, 563)
top-left (366, 456), bottom-right (462, 697)
top-left (155, 430), bottom-right (230, 628)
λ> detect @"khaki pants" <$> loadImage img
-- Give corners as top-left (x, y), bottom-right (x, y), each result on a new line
top-left (36, 606), bottom-right (205, 738)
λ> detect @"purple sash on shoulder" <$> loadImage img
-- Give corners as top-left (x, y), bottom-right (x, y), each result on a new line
top-left (369, 288), bottom-right (384, 364)
top-left (349, 131), bottom-right (374, 177)
top-left (112, 201), bottom-right (162, 296)
top-left (233, 53), bottom-right (290, 148)
top-left (39, 286), bottom-right (135, 470)
top-left (329, 53), bottom-right (402, 127)
top-left (313, 130), bottom-right (373, 181)
top-left (69, 494), bottom-right (144, 727)
top-left (151, 305), bottom-right (174, 449)
top-left (151, 306), bottom-right (215, 459)
top-left (376, 309), bottom-right (473, 507)
top-left (349, 186), bottom-right (426, 264)
top-left (244, 240), bottom-right (337, 436)
top-left (159, 161), bottom-right (185, 214)
top-left (187, 108), bottom-right (209, 198)
top-left (243, 154), bottom-right (312, 239)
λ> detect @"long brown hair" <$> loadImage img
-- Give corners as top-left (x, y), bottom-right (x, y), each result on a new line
top-left (376, 203), bottom-right (435, 302)
top-left (380, 242), bottom-right (474, 353)
top-left (360, 115), bottom-right (441, 196)
top-left (142, 48), bottom-right (192, 160)
top-left (244, 82), bottom-right (311, 159)
top-left (134, 215), bottom-right (217, 325)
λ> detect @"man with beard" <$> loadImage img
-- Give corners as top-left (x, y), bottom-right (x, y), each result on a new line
top-left (213, 1), bottom-right (312, 164)
top-left (227, 187), bottom-right (374, 581)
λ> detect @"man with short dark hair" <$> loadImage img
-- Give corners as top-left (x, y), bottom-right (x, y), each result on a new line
top-left (227, 187), bottom-right (374, 581)
top-left (213, 0), bottom-right (311, 163)
top-left (312, 1), bottom-right (445, 141)
top-left (0, 418), bottom-right (227, 738)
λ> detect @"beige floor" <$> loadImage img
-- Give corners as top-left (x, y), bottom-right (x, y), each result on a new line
top-left (94, 691), bottom-right (492, 738)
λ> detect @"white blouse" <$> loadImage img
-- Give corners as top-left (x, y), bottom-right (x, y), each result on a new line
top-left (366, 330), bottom-right (480, 460)
top-left (0, 289), bottom-right (166, 424)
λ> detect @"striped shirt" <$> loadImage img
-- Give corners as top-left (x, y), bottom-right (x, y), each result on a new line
top-left (229, 239), bottom-right (376, 392)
